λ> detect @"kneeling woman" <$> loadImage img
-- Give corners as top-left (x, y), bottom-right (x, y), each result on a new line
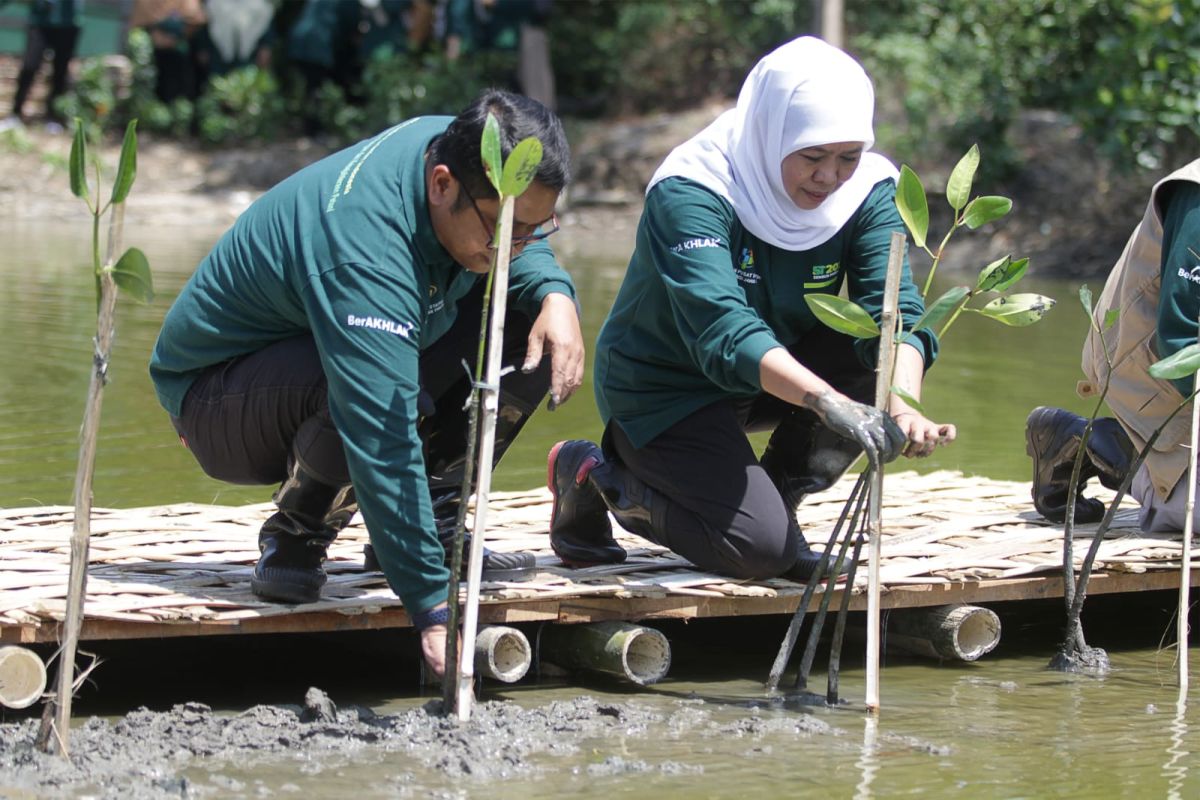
top-left (548, 36), bottom-right (955, 581)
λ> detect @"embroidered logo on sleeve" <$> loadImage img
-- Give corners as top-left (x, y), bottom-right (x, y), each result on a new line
top-left (670, 236), bottom-right (723, 254)
top-left (1178, 265), bottom-right (1200, 285)
top-left (346, 314), bottom-right (415, 337)
top-left (804, 262), bottom-right (841, 289)
top-left (734, 247), bottom-right (760, 285)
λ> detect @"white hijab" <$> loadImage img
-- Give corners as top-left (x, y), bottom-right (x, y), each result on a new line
top-left (648, 36), bottom-right (897, 251)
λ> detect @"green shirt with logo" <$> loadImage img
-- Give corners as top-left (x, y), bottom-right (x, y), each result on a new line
top-left (1155, 182), bottom-right (1200, 397)
top-left (595, 176), bottom-right (937, 449)
top-left (149, 115), bottom-right (576, 615)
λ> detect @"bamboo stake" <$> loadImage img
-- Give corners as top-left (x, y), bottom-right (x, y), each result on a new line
top-left (865, 231), bottom-right (905, 713)
top-left (455, 198), bottom-right (515, 721)
top-left (43, 202), bottom-right (125, 753)
top-left (1179, 322), bottom-right (1199, 691)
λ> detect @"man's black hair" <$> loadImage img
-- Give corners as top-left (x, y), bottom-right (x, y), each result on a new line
top-left (430, 88), bottom-right (570, 208)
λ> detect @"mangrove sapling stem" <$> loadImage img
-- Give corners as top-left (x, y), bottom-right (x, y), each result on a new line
top-left (827, 533), bottom-right (865, 706)
top-left (796, 479), bottom-right (870, 690)
top-left (1053, 395), bottom-right (1195, 669)
top-left (43, 205), bottom-right (125, 755)
top-left (865, 232), bottom-right (905, 713)
top-left (766, 472), bottom-right (868, 692)
top-left (455, 197), bottom-right (516, 721)
top-left (1178, 332), bottom-right (1200, 691)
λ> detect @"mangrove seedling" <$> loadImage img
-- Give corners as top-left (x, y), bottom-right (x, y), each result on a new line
top-left (38, 119), bottom-right (152, 755)
top-left (804, 145), bottom-right (1054, 411)
top-left (1050, 285), bottom-right (1200, 674)
top-left (442, 111), bottom-right (543, 719)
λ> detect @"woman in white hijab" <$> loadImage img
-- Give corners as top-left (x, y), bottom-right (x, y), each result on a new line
top-left (548, 37), bottom-right (956, 581)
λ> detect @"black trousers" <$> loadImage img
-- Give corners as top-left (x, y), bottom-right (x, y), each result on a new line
top-left (172, 282), bottom-right (551, 492)
top-left (603, 326), bottom-right (874, 579)
top-left (12, 24), bottom-right (80, 118)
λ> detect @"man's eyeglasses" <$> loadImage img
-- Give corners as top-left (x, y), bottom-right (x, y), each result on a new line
top-left (453, 170), bottom-right (559, 250)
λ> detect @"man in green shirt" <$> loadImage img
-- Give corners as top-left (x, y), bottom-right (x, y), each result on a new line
top-left (150, 90), bottom-right (581, 677)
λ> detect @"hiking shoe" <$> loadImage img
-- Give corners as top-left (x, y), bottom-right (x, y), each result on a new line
top-left (547, 440), bottom-right (626, 567)
top-left (1025, 406), bottom-right (1105, 524)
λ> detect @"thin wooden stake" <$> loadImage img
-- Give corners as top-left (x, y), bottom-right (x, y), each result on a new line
top-left (865, 231), bottom-right (905, 713)
top-left (1179, 324), bottom-right (1199, 691)
top-left (455, 198), bottom-right (516, 721)
top-left (43, 202), bottom-right (126, 754)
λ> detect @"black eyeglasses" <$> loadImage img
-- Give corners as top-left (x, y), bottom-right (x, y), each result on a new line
top-left (453, 170), bottom-right (560, 250)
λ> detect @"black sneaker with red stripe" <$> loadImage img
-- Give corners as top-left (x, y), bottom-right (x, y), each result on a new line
top-left (546, 440), bottom-right (627, 567)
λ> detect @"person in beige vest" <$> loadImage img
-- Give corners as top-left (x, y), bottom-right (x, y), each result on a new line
top-left (1027, 158), bottom-right (1200, 531)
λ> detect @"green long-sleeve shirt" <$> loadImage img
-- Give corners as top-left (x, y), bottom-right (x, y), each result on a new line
top-left (595, 176), bottom-right (936, 449)
top-left (1155, 182), bottom-right (1200, 397)
top-left (150, 115), bottom-right (576, 614)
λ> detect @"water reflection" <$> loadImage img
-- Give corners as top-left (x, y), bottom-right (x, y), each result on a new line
top-left (854, 715), bottom-right (880, 800)
top-left (1164, 695), bottom-right (1190, 800)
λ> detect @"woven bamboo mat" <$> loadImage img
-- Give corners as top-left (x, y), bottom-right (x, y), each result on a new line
top-left (1, 470), bottom-right (1194, 631)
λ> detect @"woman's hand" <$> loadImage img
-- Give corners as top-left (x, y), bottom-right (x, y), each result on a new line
top-left (891, 410), bottom-right (956, 458)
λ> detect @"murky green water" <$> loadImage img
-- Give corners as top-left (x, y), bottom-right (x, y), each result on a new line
top-left (3, 220), bottom-right (1197, 797)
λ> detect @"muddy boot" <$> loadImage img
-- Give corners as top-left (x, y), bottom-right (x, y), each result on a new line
top-left (761, 410), bottom-right (861, 579)
top-left (1025, 406), bottom-right (1105, 524)
top-left (362, 390), bottom-right (536, 581)
top-left (547, 440), bottom-right (626, 567)
top-left (252, 457), bottom-right (357, 605)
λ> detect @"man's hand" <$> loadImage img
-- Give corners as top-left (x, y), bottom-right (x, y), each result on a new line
top-left (523, 292), bottom-right (584, 409)
top-left (813, 390), bottom-right (906, 467)
top-left (420, 623), bottom-right (448, 678)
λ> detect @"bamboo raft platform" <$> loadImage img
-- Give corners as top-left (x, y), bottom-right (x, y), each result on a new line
top-left (2, 470), bottom-right (1198, 646)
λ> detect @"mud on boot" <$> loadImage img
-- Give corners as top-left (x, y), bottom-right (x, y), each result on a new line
top-left (547, 439), bottom-right (626, 567)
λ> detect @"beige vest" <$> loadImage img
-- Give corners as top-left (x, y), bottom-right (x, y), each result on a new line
top-left (1079, 159), bottom-right (1200, 500)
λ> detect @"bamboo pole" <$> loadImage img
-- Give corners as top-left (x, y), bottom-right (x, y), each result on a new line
top-left (1179, 326), bottom-right (1199, 691)
top-left (455, 198), bottom-right (516, 721)
top-left (865, 232), bottom-right (905, 713)
top-left (40, 199), bottom-right (126, 754)
top-left (540, 622), bottom-right (672, 685)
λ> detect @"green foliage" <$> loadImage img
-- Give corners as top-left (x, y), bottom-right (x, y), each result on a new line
top-left (850, 0), bottom-right (1199, 177)
top-left (500, 138), bottom-right (542, 197)
top-left (195, 67), bottom-right (288, 145)
top-left (1148, 344), bottom-right (1200, 381)
top-left (481, 114), bottom-right (503, 192)
top-left (803, 294), bottom-right (881, 339)
top-left (69, 119), bottom-right (154, 306)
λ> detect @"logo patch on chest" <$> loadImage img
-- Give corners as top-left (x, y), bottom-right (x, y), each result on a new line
top-left (734, 247), bottom-right (761, 285)
top-left (805, 262), bottom-right (841, 289)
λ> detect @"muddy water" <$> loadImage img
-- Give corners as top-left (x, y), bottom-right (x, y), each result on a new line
top-left (2, 220), bottom-right (1198, 798)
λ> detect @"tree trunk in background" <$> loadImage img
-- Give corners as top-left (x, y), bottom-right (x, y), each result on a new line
top-left (812, 0), bottom-right (844, 49)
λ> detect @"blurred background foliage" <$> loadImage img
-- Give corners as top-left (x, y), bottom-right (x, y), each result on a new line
top-left (54, 0), bottom-right (1198, 180)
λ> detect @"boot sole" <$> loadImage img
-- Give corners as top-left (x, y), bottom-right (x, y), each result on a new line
top-left (251, 576), bottom-right (322, 605)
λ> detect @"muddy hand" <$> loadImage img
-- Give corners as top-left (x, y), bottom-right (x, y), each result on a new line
top-left (813, 391), bottom-right (906, 467)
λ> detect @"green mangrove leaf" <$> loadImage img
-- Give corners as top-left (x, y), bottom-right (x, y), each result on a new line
top-left (891, 385), bottom-right (926, 415)
top-left (1149, 343), bottom-right (1200, 380)
top-left (945, 145), bottom-right (979, 212)
top-left (985, 256), bottom-right (1028, 293)
top-left (110, 120), bottom-right (138, 205)
top-left (912, 285), bottom-right (970, 333)
top-left (896, 165), bottom-right (928, 249)
top-left (1078, 284), bottom-right (1093, 317)
top-left (69, 120), bottom-right (87, 200)
top-left (975, 256), bottom-right (1012, 292)
top-left (805, 294), bottom-right (880, 339)
top-left (499, 136), bottom-right (543, 198)
top-left (109, 247), bottom-right (154, 304)
top-left (481, 113), bottom-right (503, 193)
top-left (963, 195), bottom-right (1013, 229)
top-left (974, 293), bottom-right (1056, 326)
top-left (1103, 308), bottom-right (1120, 330)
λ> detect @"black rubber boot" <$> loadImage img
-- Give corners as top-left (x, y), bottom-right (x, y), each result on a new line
top-left (362, 390), bottom-right (536, 582)
top-left (546, 439), bottom-right (627, 567)
top-left (1025, 406), bottom-right (1106, 524)
top-left (761, 410), bottom-right (861, 579)
top-left (252, 457), bottom-right (357, 605)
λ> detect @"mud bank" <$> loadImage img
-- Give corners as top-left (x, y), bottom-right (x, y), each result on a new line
top-left (0, 690), bottom-right (858, 798)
